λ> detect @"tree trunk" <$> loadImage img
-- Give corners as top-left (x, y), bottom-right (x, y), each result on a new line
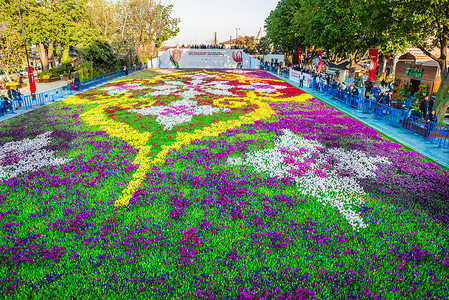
top-left (417, 26), bottom-right (448, 123)
top-left (381, 57), bottom-right (387, 76)
top-left (39, 43), bottom-right (49, 71)
top-left (4, 72), bottom-right (13, 84)
top-left (348, 51), bottom-right (358, 77)
top-left (434, 71), bottom-right (448, 122)
top-left (47, 42), bottom-right (54, 68)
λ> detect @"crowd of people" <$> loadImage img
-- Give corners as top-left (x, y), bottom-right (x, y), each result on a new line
top-left (178, 44), bottom-right (229, 49)
top-left (1, 86), bottom-right (23, 114)
top-left (267, 62), bottom-right (438, 127)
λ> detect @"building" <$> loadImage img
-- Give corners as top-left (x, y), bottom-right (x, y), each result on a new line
top-left (220, 35), bottom-right (247, 49)
top-left (393, 47), bottom-right (448, 98)
top-left (220, 29), bottom-right (264, 49)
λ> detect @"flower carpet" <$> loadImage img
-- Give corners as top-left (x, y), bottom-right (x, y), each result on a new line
top-left (0, 69), bottom-right (448, 299)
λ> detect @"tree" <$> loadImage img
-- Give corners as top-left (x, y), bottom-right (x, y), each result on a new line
top-left (78, 40), bottom-right (118, 69)
top-left (302, 0), bottom-right (382, 73)
top-left (384, 0), bottom-right (449, 123)
top-left (115, 0), bottom-right (179, 62)
top-left (0, 3), bottom-right (26, 83)
top-left (265, 0), bottom-right (304, 57)
top-left (243, 36), bottom-right (257, 55)
top-left (3, 0), bottom-right (94, 71)
top-left (255, 37), bottom-right (271, 55)
top-left (92, 0), bottom-right (179, 64)
top-left (0, 26), bottom-right (26, 84)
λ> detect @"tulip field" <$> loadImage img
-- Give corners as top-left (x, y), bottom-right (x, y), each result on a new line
top-left (1, 69), bottom-right (448, 299)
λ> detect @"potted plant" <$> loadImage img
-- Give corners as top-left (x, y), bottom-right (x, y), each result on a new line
top-left (413, 84), bottom-right (428, 100)
top-left (6, 82), bottom-right (20, 89)
top-left (42, 74), bottom-right (51, 83)
top-left (62, 73), bottom-right (70, 80)
top-left (397, 88), bottom-right (407, 97)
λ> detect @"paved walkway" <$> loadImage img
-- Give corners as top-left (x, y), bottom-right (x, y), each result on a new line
top-left (0, 75), bottom-right (125, 123)
top-left (0, 80), bottom-right (68, 96)
top-left (268, 71), bottom-right (449, 169)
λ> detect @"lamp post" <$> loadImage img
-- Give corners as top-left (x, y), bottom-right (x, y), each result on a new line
top-left (235, 27), bottom-right (240, 48)
top-left (16, 0), bottom-right (33, 93)
top-left (87, 2), bottom-right (93, 27)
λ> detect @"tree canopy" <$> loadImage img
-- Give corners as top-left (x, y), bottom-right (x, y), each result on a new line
top-left (266, 0), bottom-right (448, 120)
top-left (0, 0), bottom-right (179, 79)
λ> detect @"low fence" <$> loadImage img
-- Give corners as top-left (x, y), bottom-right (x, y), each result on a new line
top-left (260, 65), bottom-right (291, 79)
top-left (289, 74), bottom-right (449, 150)
top-left (1, 65), bottom-right (146, 117)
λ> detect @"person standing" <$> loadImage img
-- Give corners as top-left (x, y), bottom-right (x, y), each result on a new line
top-left (15, 88), bottom-right (23, 108)
top-left (7, 86), bottom-right (16, 101)
top-left (419, 98), bottom-right (428, 119)
top-left (383, 91), bottom-right (392, 106)
top-left (428, 95), bottom-right (435, 115)
top-left (425, 110), bottom-right (438, 138)
top-left (352, 85), bottom-right (359, 106)
top-left (299, 72), bottom-right (304, 87)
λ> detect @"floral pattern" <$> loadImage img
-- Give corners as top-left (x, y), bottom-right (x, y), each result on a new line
top-left (129, 99), bottom-right (230, 130)
top-left (0, 69), bottom-right (448, 299)
top-left (0, 131), bottom-right (71, 179)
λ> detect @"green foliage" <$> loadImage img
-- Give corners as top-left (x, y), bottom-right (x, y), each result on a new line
top-left (414, 84), bottom-right (429, 100)
top-left (382, 0), bottom-right (449, 122)
top-left (265, 0), bottom-right (304, 55)
top-left (78, 40), bottom-right (118, 69)
top-left (61, 46), bottom-right (70, 64)
top-left (242, 36), bottom-right (257, 55)
top-left (38, 64), bottom-right (74, 78)
top-left (255, 37), bottom-right (271, 55)
top-left (0, 2), bottom-right (26, 83)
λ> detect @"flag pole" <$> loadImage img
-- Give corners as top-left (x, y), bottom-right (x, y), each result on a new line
top-left (16, 0), bottom-right (34, 93)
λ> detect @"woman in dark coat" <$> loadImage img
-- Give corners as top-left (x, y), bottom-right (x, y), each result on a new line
top-left (419, 98), bottom-right (428, 118)
top-left (425, 110), bottom-right (438, 138)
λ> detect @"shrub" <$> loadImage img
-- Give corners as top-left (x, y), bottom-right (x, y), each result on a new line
top-left (62, 73), bottom-right (70, 78)
top-left (42, 74), bottom-right (50, 80)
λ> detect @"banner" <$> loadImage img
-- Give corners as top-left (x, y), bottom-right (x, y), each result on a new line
top-left (152, 49), bottom-right (260, 69)
top-left (289, 69), bottom-right (301, 83)
top-left (369, 48), bottom-right (378, 81)
top-left (28, 66), bottom-right (36, 94)
top-left (130, 53), bottom-right (134, 65)
top-left (318, 50), bottom-right (323, 71)
top-left (298, 49), bottom-right (301, 65)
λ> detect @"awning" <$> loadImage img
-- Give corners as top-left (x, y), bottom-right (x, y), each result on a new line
top-left (326, 67), bottom-right (340, 75)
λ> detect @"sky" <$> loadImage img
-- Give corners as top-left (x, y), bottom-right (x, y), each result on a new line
top-left (164, 0), bottom-right (279, 46)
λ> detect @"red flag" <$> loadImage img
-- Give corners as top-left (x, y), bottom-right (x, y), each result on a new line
top-left (28, 66), bottom-right (36, 94)
top-left (318, 50), bottom-right (323, 71)
top-left (369, 48), bottom-right (378, 81)
top-left (298, 49), bottom-right (302, 65)
top-left (130, 52), bottom-right (134, 65)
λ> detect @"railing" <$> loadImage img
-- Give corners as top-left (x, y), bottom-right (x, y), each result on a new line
top-left (293, 78), bottom-right (449, 150)
top-left (0, 65), bottom-right (147, 118)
